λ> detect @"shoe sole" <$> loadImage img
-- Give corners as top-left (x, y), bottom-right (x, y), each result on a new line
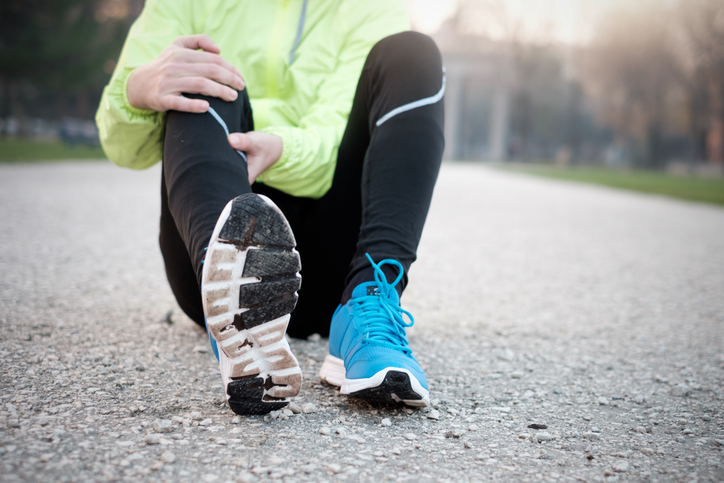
top-left (202, 193), bottom-right (302, 415)
top-left (319, 355), bottom-right (430, 407)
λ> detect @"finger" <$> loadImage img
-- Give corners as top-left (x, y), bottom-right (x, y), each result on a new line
top-left (173, 77), bottom-right (239, 102)
top-left (172, 34), bottom-right (220, 54)
top-left (247, 157), bottom-right (262, 185)
top-left (171, 62), bottom-right (244, 91)
top-left (228, 132), bottom-right (252, 151)
top-left (196, 34), bottom-right (221, 54)
top-left (160, 95), bottom-right (209, 113)
top-left (180, 50), bottom-right (244, 83)
top-left (174, 50), bottom-right (244, 84)
top-left (248, 169), bottom-right (259, 185)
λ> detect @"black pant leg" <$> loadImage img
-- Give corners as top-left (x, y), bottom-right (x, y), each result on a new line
top-left (159, 90), bottom-right (254, 326)
top-left (263, 31), bottom-right (445, 338)
top-left (159, 172), bottom-right (207, 326)
top-left (350, 31), bottom-right (445, 279)
top-left (253, 158), bottom-right (361, 338)
top-left (159, 32), bottom-right (444, 336)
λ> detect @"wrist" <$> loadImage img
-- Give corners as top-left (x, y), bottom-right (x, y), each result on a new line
top-left (257, 127), bottom-right (292, 172)
top-left (268, 133), bottom-right (283, 165)
top-left (126, 65), bottom-right (151, 111)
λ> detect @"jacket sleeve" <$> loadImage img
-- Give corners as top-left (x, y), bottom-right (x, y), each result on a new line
top-left (95, 0), bottom-right (196, 169)
top-left (256, 0), bottom-right (409, 199)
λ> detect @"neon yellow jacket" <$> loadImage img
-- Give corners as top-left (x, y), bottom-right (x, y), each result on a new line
top-left (96, 0), bottom-right (408, 198)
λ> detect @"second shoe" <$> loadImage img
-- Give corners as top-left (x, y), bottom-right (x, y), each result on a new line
top-left (319, 254), bottom-right (429, 407)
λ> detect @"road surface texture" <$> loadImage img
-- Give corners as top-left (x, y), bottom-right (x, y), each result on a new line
top-left (1, 161), bottom-right (722, 483)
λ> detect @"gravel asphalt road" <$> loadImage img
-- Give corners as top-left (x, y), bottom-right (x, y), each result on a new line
top-left (1, 161), bottom-right (722, 483)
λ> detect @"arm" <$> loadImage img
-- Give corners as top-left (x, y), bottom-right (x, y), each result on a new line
top-left (96, 0), bottom-right (243, 169)
top-left (96, 0), bottom-right (189, 169)
top-left (239, 0), bottom-right (409, 199)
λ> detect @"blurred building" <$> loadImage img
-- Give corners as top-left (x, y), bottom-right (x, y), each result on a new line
top-left (434, 31), bottom-right (511, 161)
top-left (434, 22), bottom-right (614, 164)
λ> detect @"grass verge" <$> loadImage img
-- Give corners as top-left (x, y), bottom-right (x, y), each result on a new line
top-left (0, 139), bottom-right (106, 162)
top-left (496, 164), bottom-right (724, 207)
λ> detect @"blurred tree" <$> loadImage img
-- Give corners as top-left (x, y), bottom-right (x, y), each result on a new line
top-left (508, 45), bottom-right (575, 162)
top-left (584, 3), bottom-right (682, 169)
top-left (677, 0), bottom-right (724, 165)
top-left (0, 0), bottom-right (137, 134)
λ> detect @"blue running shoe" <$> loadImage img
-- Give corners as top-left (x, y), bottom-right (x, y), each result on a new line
top-left (319, 254), bottom-right (429, 407)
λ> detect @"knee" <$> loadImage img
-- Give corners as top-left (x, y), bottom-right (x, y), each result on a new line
top-left (368, 31), bottom-right (443, 77)
top-left (183, 89), bottom-right (250, 108)
top-left (167, 88), bottom-right (253, 133)
top-left (179, 89), bottom-right (251, 122)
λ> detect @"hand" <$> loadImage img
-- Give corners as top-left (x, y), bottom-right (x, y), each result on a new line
top-left (127, 34), bottom-right (245, 113)
top-left (228, 132), bottom-right (283, 185)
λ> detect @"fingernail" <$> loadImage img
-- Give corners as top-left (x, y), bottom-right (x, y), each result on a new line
top-left (230, 90), bottom-right (238, 100)
top-left (229, 133), bottom-right (240, 144)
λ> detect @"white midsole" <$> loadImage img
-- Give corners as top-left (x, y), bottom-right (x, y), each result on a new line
top-left (319, 354), bottom-right (430, 407)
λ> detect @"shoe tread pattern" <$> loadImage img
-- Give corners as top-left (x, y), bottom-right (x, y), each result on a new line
top-left (234, 297), bottom-right (298, 330)
top-left (238, 278), bottom-right (300, 308)
top-left (208, 194), bottom-right (302, 415)
top-left (349, 371), bottom-right (423, 403)
top-left (243, 249), bottom-right (300, 278)
top-left (219, 195), bottom-right (296, 249)
top-left (227, 376), bottom-right (289, 415)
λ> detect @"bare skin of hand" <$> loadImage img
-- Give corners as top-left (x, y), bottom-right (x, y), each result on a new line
top-left (228, 132), bottom-right (283, 185)
top-left (127, 34), bottom-right (245, 113)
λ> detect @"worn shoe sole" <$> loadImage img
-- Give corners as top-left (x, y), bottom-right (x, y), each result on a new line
top-left (202, 193), bottom-right (302, 415)
top-left (319, 355), bottom-right (430, 407)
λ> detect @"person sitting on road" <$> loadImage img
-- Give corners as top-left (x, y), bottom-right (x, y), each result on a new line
top-left (96, 0), bottom-right (445, 415)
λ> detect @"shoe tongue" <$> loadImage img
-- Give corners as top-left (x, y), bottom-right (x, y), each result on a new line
top-left (352, 281), bottom-right (399, 304)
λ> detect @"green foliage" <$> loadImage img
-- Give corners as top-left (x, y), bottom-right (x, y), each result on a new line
top-left (0, 139), bottom-right (107, 161)
top-left (498, 164), bottom-right (724, 207)
top-left (0, 0), bottom-right (128, 90)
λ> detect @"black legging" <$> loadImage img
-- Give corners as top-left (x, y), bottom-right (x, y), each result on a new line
top-left (160, 31), bottom-right (445, 338)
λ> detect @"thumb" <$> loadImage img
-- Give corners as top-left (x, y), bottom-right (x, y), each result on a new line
top-left (228, 132), bottom-right (252, 151)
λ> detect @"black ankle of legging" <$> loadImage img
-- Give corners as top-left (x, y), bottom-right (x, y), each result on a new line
top-left (340, 264), bottom-right (403, 305)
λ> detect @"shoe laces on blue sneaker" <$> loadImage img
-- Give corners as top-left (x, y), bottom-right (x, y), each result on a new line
top-left (351, 254), bottom-right (414, 355)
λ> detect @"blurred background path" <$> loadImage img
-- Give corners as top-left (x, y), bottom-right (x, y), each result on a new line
top-left (1, 161), bottom-right (722, 482)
